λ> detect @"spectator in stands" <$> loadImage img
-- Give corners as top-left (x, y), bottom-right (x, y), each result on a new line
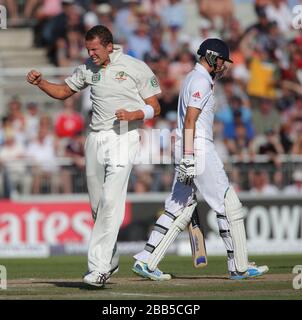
top-left (24, 0), bottom-right (63, 46)
top-left (0, 129), bottom-right (31, 197)
top-left (291, 126), bottom-right (302, 155)
top-left (42, 0), bottom-right (85, 65)
top-left (242, 7), bottom-right (271, 36)
top-left (224, 121), bottom-right (255, 191)
top-left (216, 95), bottom-right (254, 140)
top-left (54, 97), bottom-right (85, 139)
top-left (213, 119), bottom-right (229, 163)
top-left (6, 97), bottom-right (26, 146)
top-left (288, 96), bottom-right (302, 126)
top-left (24, 102), bottom-right (40, 142)
top-left (162, 24), bottom-right (182, 60)
top-left (189, 19), bottom-right (217, 57)
top-left (257, 129), bottom-right (284, 185)
top-left (61, 129), bottom-right (86, 193)
top-left (258, 129), bottom-right (284, 158)
top-left (140, 1), bottom-right (162, 35)
top-left (246, 46), bottom-right (279, 105)
top-left (0, 116), bottom-right (12, 146)
top-left (168, 49), bottom-right (195, 91)
top-left (26, 123), bottom-right (60, 194)
top-left (249, 170), bottom-right (279, 195)
top-left (128, 22), bottom-right (152, 60)
top-left (83, 2), bottom-right (115, 33)
top-left (158, 79), bottom-right (178, 118)
top-left (254, 0), bottom-right (270, 18)
top-left (281, 37), bottom-right (302, 97)
top-left (283, 169), bottom-right (302, 195)
top-left (225, 121), bottom-right (254, 158)
top-left (55, 26), bottom-right (86, 67)
top-left (131, 122), bottom-right (160, 192)
top-left (198, 0), bottom-right (234, 28)
top-left (143, 32), bottom-right (167, 72)
top-left (265, 0), bottom-right (293, 35)
top-left (114, 0), bottom-right (140, 41)
top-left (279, 123), bottom-right (293, 154)
top-left (252, 98), bottom-right (281, 136)
top-left (24, 0), bottom-right (62, 20)
top-left (154, 55), bottom-right (173, 87)
top-left (160, 0), bottom-right (184, 30)
top-left (141, 0), bottom-right (169, 17)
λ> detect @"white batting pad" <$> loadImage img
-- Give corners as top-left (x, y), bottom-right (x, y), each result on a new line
top-left (147, 201), bottom-right (197, 271)
top-left (224, 186), bottom-right (248, 272)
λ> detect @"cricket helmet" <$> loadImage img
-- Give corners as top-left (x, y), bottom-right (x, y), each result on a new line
top-left (197, 38), bottom-right (233, 68)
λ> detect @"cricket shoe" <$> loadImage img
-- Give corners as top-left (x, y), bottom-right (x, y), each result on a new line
top-left (132, 260), bottom-right (172, 281)
top-left (106, 265), bottom-right (119, 282)
top-left (229, 262), bottom-right (269, 280)
top-left (83, 270), bottom-right (110, 287)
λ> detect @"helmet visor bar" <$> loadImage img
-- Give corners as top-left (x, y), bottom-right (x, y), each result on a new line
top-left (205, 49), bottom-right (233, 66)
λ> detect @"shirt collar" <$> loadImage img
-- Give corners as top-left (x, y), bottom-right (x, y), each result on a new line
top-left (194, 62), bottom-right (214, 85)
top-left (108, 45), bottom-right (123, 64)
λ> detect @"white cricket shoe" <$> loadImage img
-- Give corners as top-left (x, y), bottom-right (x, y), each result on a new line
top-left (106, 265), bottom-right (119, 282)
top-left (229, 262), bottom-right (269, 280)
top-left (132, 260), bottom-right (172, 281)
top-left (83, 270), bottom-right (109, 287)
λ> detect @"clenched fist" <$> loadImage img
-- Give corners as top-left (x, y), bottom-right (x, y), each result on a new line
top-left (115, 109), bottom-right (135, 121)
top-left (27, 70), bottom-right (42, 85)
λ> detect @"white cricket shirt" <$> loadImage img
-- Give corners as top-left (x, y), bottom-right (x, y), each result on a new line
top-left (176, 63), bottom-right (215, 141)
top-left (65, 45), bottom-right (161, 131)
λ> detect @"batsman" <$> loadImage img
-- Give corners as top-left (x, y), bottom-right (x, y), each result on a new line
top-left (133, 38), bottom-right (269, 280)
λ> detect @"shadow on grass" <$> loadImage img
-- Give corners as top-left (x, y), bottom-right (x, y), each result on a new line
top-left (171, 275), bottom-right (229, 280)
top-left (36, 281), bottom-right (109, 291)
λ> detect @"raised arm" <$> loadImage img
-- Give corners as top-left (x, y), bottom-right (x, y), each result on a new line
top-left (27, 70), bottom-right (75, 100)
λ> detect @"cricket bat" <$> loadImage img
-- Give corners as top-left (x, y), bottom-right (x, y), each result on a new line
top-left (188, 208), bottom-right (207, 268)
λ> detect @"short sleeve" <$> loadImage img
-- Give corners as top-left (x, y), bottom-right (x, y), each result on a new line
top-left (65, 66), bottom-right (88, 92)
top-left (136, 62), bottom-right (161, 99)
top-left (187, 78), bottom-right (212, 110)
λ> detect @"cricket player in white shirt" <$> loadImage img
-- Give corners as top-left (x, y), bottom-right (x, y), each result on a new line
top-left (27, 25), bottom-right (162, 287)
top-left (133, 38), bottom-right (269, 281)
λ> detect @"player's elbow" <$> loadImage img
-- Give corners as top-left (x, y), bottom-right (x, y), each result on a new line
top-left (60, 85), bottom-right (75, 100)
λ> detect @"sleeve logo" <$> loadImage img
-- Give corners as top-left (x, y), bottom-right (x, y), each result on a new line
top-left (192, 91), bottom-right (201, 99)
top-left (150, 76), bottom-right (159, 88)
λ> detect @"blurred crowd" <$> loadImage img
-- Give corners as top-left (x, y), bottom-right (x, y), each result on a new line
top-left (1, 0), bottom-right (302, 196)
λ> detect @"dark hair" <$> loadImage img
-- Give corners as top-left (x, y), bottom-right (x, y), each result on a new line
top-left (85, 25), bottom-right (113, 47)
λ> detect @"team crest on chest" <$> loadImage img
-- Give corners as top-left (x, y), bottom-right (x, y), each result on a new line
top-left (115, 71), bottom-right (128, 81)
top-left (92, 72), bottom-right (101, 83)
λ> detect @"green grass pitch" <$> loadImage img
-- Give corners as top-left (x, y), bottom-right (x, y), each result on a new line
top-left (0, 254), bottom-right (301, 300)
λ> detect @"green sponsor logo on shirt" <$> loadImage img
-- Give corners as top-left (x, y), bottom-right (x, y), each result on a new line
top-left (92, 73), bottom-right (101, 83)
top-left (150, 76), bottom-right (159, 87)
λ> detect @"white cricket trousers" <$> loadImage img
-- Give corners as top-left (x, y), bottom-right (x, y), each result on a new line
top-left (85, 128), bottom-right (139, 273)
top-left (135, 139), bottom-right (239, 272)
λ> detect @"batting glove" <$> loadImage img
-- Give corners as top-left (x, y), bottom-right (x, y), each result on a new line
top-left (177, 157), bottom-right (196, 186)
